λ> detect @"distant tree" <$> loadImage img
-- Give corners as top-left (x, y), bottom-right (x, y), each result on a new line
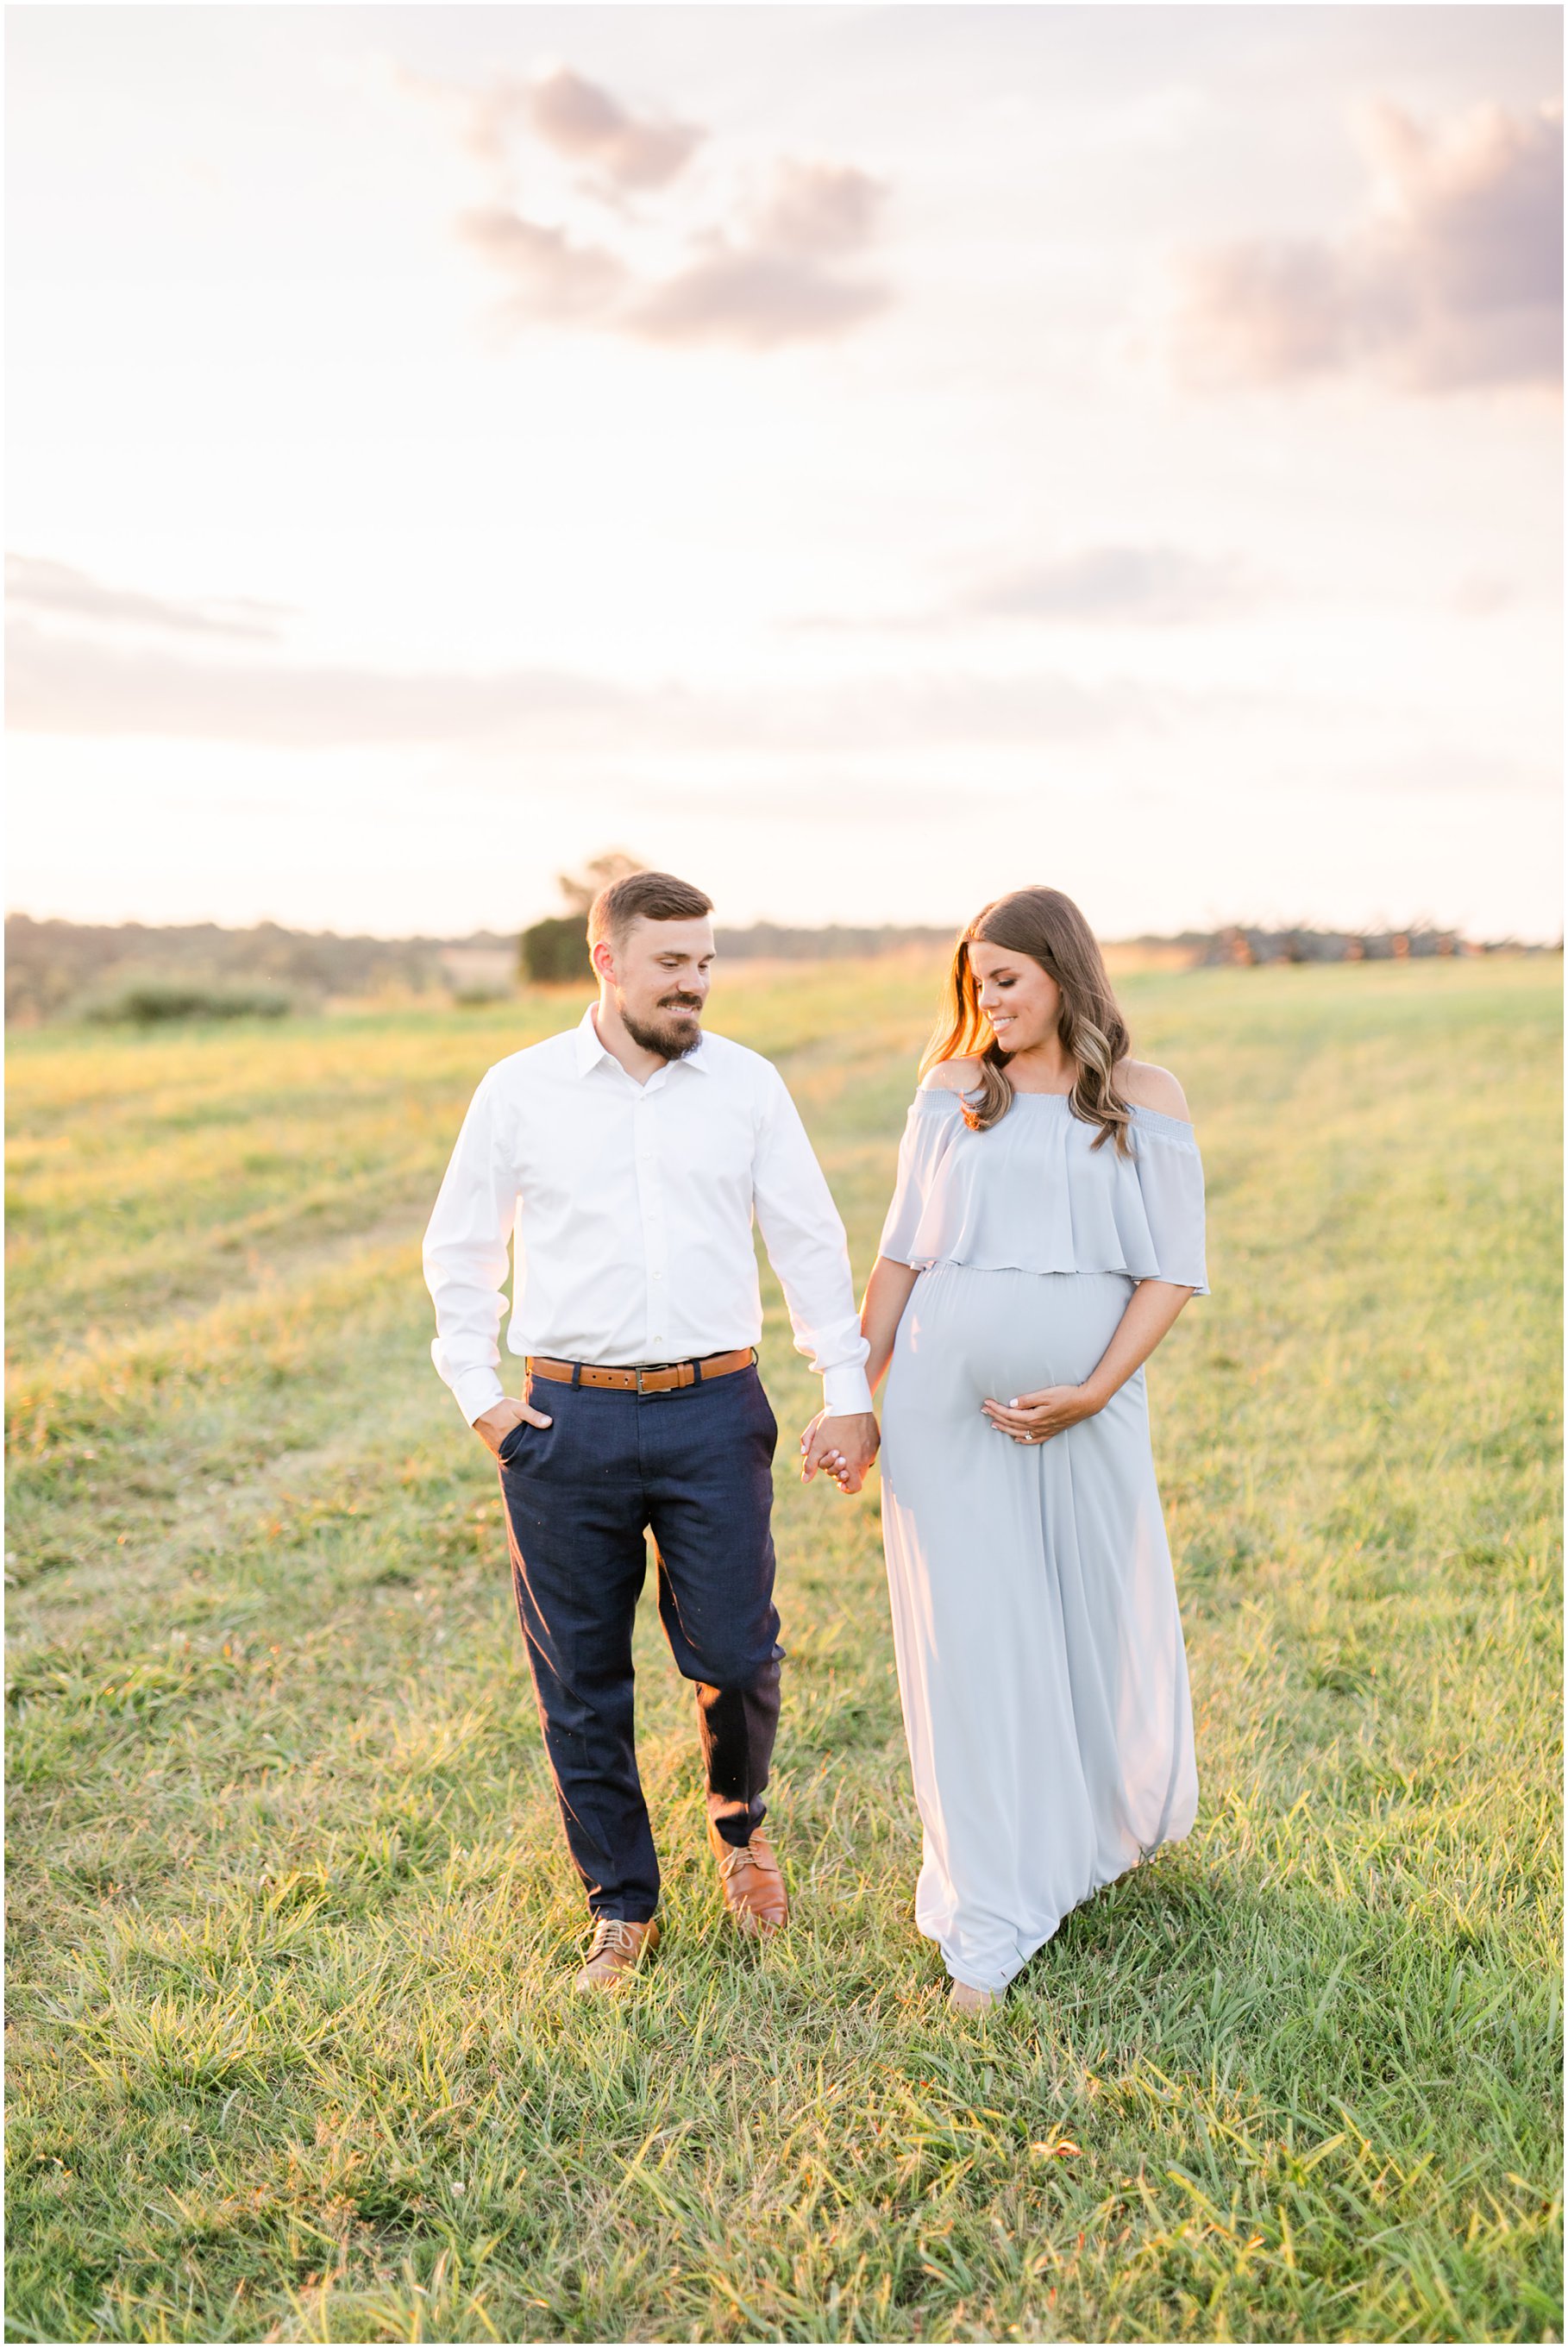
top-left (518, 850), bottom-right (648, 986)
top-left (555, 849), bottom-right (647, 915)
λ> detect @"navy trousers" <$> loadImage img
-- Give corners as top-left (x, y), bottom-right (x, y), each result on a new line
top-left (496, 1359), bottom-right (784, 1921)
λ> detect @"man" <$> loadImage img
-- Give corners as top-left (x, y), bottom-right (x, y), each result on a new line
top-left (423, 870), bottom-right (879, 1991)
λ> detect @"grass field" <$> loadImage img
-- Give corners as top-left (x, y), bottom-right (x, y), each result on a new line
top-left (5, 954), bottom-right (1562, 2345)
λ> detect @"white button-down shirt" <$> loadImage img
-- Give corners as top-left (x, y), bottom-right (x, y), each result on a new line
top-left (423, 1006), bottom-right (874, 1426)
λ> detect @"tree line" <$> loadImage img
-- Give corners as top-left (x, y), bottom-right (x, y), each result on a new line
top-left (6, 908), bottom-right (1550, 1026)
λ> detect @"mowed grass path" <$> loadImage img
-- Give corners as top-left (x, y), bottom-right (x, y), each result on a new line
top-left (5, 957), bottom-right (1561, 2345)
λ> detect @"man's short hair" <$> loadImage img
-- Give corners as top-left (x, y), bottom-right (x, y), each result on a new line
top-left (587, 870), bottom-right (714, 949)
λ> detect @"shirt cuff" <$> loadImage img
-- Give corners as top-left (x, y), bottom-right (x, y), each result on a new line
top-left (454, 1366), bottom-right (507, 1425)
top-left (822, 1363), bottom-right (875, 1418)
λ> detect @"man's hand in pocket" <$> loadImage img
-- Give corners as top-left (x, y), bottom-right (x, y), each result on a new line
top-left (473, 1395), bottom-right (554, 1458)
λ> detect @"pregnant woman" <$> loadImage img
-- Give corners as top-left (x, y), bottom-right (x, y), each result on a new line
top-left (857, 886), bottom-right (1208, 2011)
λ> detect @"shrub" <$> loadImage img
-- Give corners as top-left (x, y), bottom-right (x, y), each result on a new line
top-left (77, 978), bottom-right (295, 1026)
top-left (449, 983), bottom-right (515, 1008)
top-left (519, 915), bottom-right (591, 985)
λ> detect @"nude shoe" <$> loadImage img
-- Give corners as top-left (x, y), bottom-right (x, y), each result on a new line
top-left (573, 1915), bottom-right (660, 1991)
top-left (947, 1976), bottom-right (1001, 2014)
top-left (707, 1819), bottom-right (789, 1935)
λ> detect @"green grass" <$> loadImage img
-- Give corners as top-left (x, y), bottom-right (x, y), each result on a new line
top-left (5, 955), bottom-right (1561, 2344)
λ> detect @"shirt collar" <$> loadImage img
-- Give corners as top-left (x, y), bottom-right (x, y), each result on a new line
top-left (574, 1005), bottom-right (612, 1076)
top-left (574, 1003), bottom-right (712, 1077)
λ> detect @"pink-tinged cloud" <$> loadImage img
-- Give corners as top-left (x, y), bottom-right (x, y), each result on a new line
top-left (1450, 574), bottom-right (1515, 618)
top-left (6, 554), bottom-right (291, 641)
top-left (463, 154), bottom-right (891, 350)
top-left (457, 209), bottom-right (628, 323)
top-left (3, 619), bottom-right (632, 746)
top-left (787, 543), bottom-right (1255, 634)
top-left (747, 157), bottom-right (885, 258)
top-left (970, 545), bottom-right (1251, 626)
top-left (1170, 97), bottom-right (1563, 393)
top-left (628, 244), bottom-right (889, 350)
top-left (427, 53), bottom-right (894, 353)
top-left (5, 607), bottom-right (1163, 750)
top-left (525, 63), bottom-right (704, 191)
top-left (416, 60), bottom-right (703, 191)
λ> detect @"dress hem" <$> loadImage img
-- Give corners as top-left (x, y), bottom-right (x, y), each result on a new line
top-left (922, 1819), bottom-right (1197, 1994)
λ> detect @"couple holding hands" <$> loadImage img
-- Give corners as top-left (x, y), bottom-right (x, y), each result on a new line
top-left (423, 871), bottom-right (1207, 2011)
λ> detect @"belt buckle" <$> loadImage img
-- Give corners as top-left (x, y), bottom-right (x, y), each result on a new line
top-left (635, 1363), bottom-right (664, 1396)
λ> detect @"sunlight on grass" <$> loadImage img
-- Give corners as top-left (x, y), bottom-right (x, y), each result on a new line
top-left (6, 957), bottom-right (1561, 2342)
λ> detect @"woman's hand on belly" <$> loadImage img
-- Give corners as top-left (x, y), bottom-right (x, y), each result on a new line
top-left (980, 1277), bottom-right (1192, 1443)
top-left (980, 1383), bottom-right (1101, 1445)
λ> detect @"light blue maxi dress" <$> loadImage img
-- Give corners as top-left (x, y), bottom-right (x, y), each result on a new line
top-left (877, 1087), bottom-right (1210, 1995)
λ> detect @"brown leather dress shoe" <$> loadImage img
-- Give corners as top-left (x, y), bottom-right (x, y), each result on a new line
top-left (573, 1915), bottom-right (659, 1991)
top-left (708, 1820), bottom-right (789, 1935)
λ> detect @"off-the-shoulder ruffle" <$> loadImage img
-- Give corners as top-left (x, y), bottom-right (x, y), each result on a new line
top-left (877, 1089), bottom-right (1209, 1294)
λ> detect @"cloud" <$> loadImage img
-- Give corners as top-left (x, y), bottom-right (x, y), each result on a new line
top-left (628, 243), bottom-right (889, 350)
top-left (456, 209), bottom-right (628, 323)
top-left (788, 543), bottom-right (1255, 634)
top-left (413, 57), bottom-right (892, 352)
top-left (612, 159), bottom-right (891, 350)
top-left (3, 621), bottom-right (627, 747)
top-left (406, 60), bottom-right (703, 191)
top-left (967, 545), bottom-right (1252, 626)
top-left (1169, 97), bottom-right (1563, 393)
top-left (524, 63), bottom-right (704, 191)
top-left (5, 616), bottom-right (1165, 751)
top-left (746, 158), bottom-right (885, 258)
top-left (6, 554), bottom-right (292, 641)
top-left (1450, 574), bottom-right (1515, 618)
top-left (465, 157), bottom-right (890, 350)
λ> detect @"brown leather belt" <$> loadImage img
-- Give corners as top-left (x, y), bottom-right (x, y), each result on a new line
top-left (524, 1347), bottom-right (756, 1396)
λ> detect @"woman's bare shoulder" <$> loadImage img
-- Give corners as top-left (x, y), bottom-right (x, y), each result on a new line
top-left (1116, 1058), bottom-right (1192, 1121)
top-left (919, 1056), bottom-right (982, 1094)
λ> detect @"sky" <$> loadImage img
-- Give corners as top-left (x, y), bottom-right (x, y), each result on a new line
top-left (6, 3), bottom-right (1562, 940)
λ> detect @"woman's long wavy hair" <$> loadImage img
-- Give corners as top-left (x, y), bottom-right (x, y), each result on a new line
top-left (919, 887), bottom-right (1135, 1153)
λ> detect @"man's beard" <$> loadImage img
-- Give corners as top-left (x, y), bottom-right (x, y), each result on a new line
top-left (619, 992), bottom-right (703, 1062)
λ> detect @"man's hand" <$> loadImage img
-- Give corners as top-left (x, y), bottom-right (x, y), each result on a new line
top-left (473, 1394), bottom-right (554, 1458)
top-left (800, 1409), bottom-right (880, 1494)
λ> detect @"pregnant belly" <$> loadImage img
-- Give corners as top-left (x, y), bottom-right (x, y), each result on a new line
top-left (892, 1261), bottom-right (1137, 1406)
